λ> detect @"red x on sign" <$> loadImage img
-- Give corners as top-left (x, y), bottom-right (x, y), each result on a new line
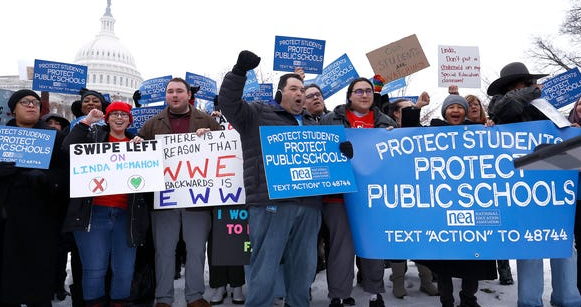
top-left (90, 177), bottom-right (107, 194)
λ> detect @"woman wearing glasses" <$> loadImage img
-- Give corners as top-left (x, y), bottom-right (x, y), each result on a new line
top-left (0, 89), bottom-right (68, 307)
top-left (62, 101), bottom-right (149, 307)
top-left (319, 78), bottom-right (396, 307)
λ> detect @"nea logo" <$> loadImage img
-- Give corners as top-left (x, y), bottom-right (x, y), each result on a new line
top-left (290, 167), bottom-right (313, 181)
top-left (447, 210), bottom-right (475, 226)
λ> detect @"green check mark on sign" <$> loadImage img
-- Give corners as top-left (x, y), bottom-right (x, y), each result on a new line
top-left (128, 175), bottom-right (144, 190)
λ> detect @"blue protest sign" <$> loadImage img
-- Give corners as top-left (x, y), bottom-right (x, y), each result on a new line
top-left (138, 75), bottom-right (172, 105)
top-left (389, 96), bottom-right (419, 103)
top-left (242, 70), bottom-right (260, 98)
top-left (127, 105), bottom-right (165, 135)
top-left (259, 125), bottom-right (357, 199)
top-left (309, 54), bottom-right (359, 99)
top-left (185, 72), bottom-right (217, 101)
top-left (381, 78), bottom-right (407, 95)
top-left (344, 121), bottom-right (581, 260)
top-left (541, 67), bottom-right (581, 109)
top-left (32, 59), bottom-right (87, 94)
top-left (243, 83), bottom-right (273, 103)
top-left (273, 36), bottom-right (325, 74)
top-left (0, 126), bottom-right (56, 169)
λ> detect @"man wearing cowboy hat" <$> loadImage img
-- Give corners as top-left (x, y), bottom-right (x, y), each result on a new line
top-left (487, 62), bottom-right (549, 124)
top-left (487, 62), bottom-right (581, 307)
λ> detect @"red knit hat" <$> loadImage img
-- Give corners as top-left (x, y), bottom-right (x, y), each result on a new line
top-left (105, 101), bottom-right (133, 124)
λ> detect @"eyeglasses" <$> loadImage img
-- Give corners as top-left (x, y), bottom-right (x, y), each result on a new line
top-left (351, 88), bottom-right (373, 97)
top-left (18, 99), bottom-right (41, 107)
top-left (109, 111), bottom-right (130, 118)
top-left (305, 92), bottom-right (322, 99)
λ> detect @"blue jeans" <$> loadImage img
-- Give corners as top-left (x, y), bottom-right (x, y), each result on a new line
top-left (517, 248), bottom-right (581, 307)
top-left (74, 205), bottom-right (137, 300)
top-left (246, 203), bottom-right (321, 307)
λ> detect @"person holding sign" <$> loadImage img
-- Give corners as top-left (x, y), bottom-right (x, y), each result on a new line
top-left (218, 50), bottom-right (322, 307)
top-left (138, 77), bottom-right (221, 307)
top-left (423, 95), bottom-right (498, 307)
top-left (0, 89), bottom-right (68, 306)
top-left (62, 102), bottom-right (149, 307)
top-left (319, 78), bottom-right (396, 307)
top-left (487, 62), bottom-right (581, 307)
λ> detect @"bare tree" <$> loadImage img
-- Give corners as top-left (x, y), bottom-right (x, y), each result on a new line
top-left (527, 0), bottom-right (581, 74)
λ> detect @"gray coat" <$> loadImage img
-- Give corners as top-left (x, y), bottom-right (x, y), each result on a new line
top-left (218, 72), bottom-right (321, 207)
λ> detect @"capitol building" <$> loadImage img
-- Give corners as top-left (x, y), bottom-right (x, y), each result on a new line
top-left (0, 0), bottom-right (143, 119)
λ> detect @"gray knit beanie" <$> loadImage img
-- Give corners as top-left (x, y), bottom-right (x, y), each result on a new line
top-left (441, 95), bottom-right (469, 118)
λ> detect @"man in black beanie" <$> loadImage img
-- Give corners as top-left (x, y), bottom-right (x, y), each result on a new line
top-left (7, 89), bottom-right (41, 113)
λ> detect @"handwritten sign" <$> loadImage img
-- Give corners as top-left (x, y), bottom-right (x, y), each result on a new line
top-left (306, 53), bottom-right (359, 99)
top-left (138, 76), bottom-right (172, 105)
top-left (211, 206), bottom-right (251, 265)
top-left (32, 59), bottom-right (87, 94)
top-left (273, 36), bottom-right (325, 74)
top-left (69, 140), bottom-right (165, 197)
top-left (366, 34), bottom-right (430, 83)
top-left (344, 121), bottom-right (581, 260)
top-left (259, 125), bottom-right (357, 199)
top-left (541, 67), bottom-right (581, 109)
top-left (438, 45), bottom-right (481, 88)
top-left (0, 126), bottom-right (56, 169)
top-left (154, 130), bottom-right (245, 209)
top-left (185, 72), bottom-right (217, 101)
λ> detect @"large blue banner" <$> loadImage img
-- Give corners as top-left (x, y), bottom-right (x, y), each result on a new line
top-left (344, 121), bottom-right (581, 260)
top-left (259, 125), bottom-right (357, 199)
top-left (273, 36), bottom-right (325, 74)
top-left (138, 75), bottom-right (172, 105)
top-left (32, 59), bottom-right (87, 94)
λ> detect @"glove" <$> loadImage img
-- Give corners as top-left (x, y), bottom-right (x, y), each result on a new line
top-left (232, 50), bottom-right (261, 76)
top-left (23, 169), bottom-right (48, 187)
top-left (0, 161), bottom-right (18, 178)
top-left (339, 141), bottom-right (354, 159)
top-left (133, 90), bottom-right (142, 108)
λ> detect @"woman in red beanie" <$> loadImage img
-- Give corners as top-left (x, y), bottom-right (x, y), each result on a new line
top-left (62, 102), bottom-right (149, 307)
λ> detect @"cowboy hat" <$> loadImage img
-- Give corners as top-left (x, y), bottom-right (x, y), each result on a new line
top-left (487, 62), bottom-right (548, 96)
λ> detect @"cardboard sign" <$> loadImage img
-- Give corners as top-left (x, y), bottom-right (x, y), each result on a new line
top-left (437, 45), bottom-right (481, 88)
top-left (32, 59), bottom-right (87, 94)
top-left (366, 34), bottom-right (430, 83)
top-left (344, 121), bottom-right (581, 260)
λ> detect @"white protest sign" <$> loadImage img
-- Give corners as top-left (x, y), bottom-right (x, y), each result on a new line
top-left (438, 45), bottom-right (481, 88)
top-left (69, 140), bottom-right (165, 197)
top-left (154, 130), bottom-right (245, 209)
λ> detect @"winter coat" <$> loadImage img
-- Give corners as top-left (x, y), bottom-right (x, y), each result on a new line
top-left (487, 86), bottom-right (548, 124)
top-left (319, 104), bottom-right (397, 128)
top-left (218, 71), bottom-right (321, 207)
top-left (0, 119), bottom-right (67, 304)
top-left (61, 122), bottom-right (150, 246)
top-left (418, 118), bottom-right (497, 280)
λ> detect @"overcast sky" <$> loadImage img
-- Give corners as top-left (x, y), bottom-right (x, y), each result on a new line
top-left (0, 0), bottom-right (572, 110)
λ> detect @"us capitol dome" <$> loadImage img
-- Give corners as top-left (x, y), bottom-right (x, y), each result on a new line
top-left (75, 0), bottom-right (143, 104)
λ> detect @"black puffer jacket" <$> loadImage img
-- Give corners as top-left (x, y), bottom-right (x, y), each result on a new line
top-left (487, 86), bottom-right (548, 124)
top-left (218, 72), bottom-right (321, 207)
top-left (61, 122), bottom-right (149, 246)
